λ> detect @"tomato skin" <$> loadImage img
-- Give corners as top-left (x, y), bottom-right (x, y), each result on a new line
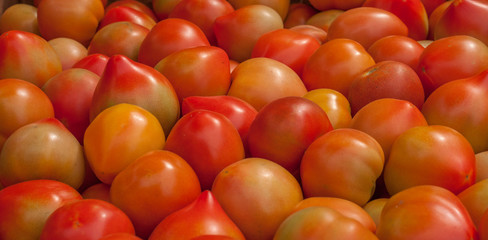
top-left (283, 3), bottom-right (318, 28)
top-left (427, 1), bottom-right (452, 40)
top-left (72, 53), bottom-right (109, 76)
top-left (289, 24), bottom-right (328, 45)
top-left (110, 150), bottom-right (201, 238)
top-left (305, 9), bottom-right (344, 32)
top-left (148, 190), bottom-right (245, 240)
top-left (303, 88), bottom-right (352, 129)
top-left (0, 30), bottom-right (62, 87)
top-left (105, 0), bottom-right (158, 22)
top-left (477, 151), bottom-right (488, 182)
top-left (226, 0), bottom-right (290, 20)
top-left (81, 183), bottom-right (111, 203)
top-left (164, 110), bottom-right (245, 190)
top-left (376, 185), bottom-right (477, 240)
top-left (458, 179), bottom-right (488, 227)
top-left (138, 18), bottom-right (210, 67)
top-left (99, 233), bottom-right (142, 240)
top-left (40, 199), bottom-right (136, 240)
top-left (309, 0), bottom-right (366, 11)
top-left (152, 0), bottom-right (182, 20)
top-left (384, 125), bottom-right (476, 195)
top-left (367, 35), bottom-right (425, 70)
top-left (0, 180), bottom-right (82, 240)
top-left (0, 3), bottom-right (39, 35)
top-left (99, 6), bottom-right (156, 30)
top-left (421, 0), bottom-right (448, 16)
top-left (48, 37), bottom-right (88, 70)
top-left (362, 198), bottom-right (388, 228)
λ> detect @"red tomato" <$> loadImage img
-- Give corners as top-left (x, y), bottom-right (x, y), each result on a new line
top-left (152, 0), bottom-right (182, 20)
top-left (81, 183), bottom-right (111, 203)
top-left (110, 150), bottom-right (201, 238)
top-left (303, 88), bottom-right (352, 129)
top-left (213, 4), bottom-right (283, 62)
top-left (154, 46), bottom-right (231, 103)
top-left (40, 199), bottom-right (135, 240)
top-left (0, 118), bottom-right (85, 189)
top-left (48, 37), bottom-right (88, 70)
top-left (416, 35), bottom-right (488, 97)
top-left (347, 60), bottom-right (425, 114)
top-left (89, 54), bottom-right (179, 135)
top-left (0, 30), bottom-right (62, 87)
top-left (427, 1), bottom-right (451, 40)
top-left (376, 185), bottom-right (477, 240)
top-left (301, 128), bottom-right (384, 206)
top-left (37, 0), bottom-right (104, 46)
top-left (247, 96), bottom-right (333, 177)
top-left (305, 9), bottom-right (344, 32)
top-left (99, 233), bottom-right (142, 240)
top-left (164, 110), bottom-right (245, 190)
top-left (274, 207), bottom-right (379, 240)
top-left (225, 0), bottom-right (290, 20)
top-left (458, 179), bottom-right (488, 227)
top-left (477, 151), bottom-right (488, 182)
top-left (288, 24), bottom-right (328, 44)
top-left (367, 35), bottom-right (425, 70)
top-left (302, 38), bottom-right (375, 97)
top-left (212, 158), bottom-right (303, 240)
top-left (309, 0), bottom-right (366, 10)
top-left (480, 209), bottom-right (488, 240)
top-left (0, 180), bottom-right (82, 240)
top-left (421, 0), bottom-right (449, 16)
top-left (169, 0), bottom-right (234, 45)
top-left (251, 28), bottom-right (321, 77)
top-left (42, 68), bottom-right (100, 143)
top-left (327, 7), bottom-right (409, 49)
top-left (72, 53), bottom-right (109, 76)
top-left (98, 6), bottom-right (156, 30)
top-left (283, 3), bottom-right (318, 28)
top-left (384, 125), bottom-right (476, 195)
top-left (105, 0), bottom-right (157, 22)
top-left (362, 198), bottom-right (388, 228)
top-left (84, 103), bottom-right (166, 184)
top-left (0, 3), bottom-right (39, 35)
top-left (148, 190), bottom-right (245, 240)
top-left (138, 18), bottom-right (210, 67)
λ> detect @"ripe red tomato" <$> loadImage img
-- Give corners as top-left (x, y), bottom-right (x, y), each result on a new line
top-left (152, 0), bottom-right (182, 20)
top-left (426, 0), bottom-right (451, 40)
top-left (477, 151), bottom-right (488, 182)
top-left (288, 24), bottom-right (328, 44)
top-left (98, 6), bottom-right (156, 30)
top-left (72, 53), bottom-right (109, 76)
top-left (309, 0), bottom-right (366, 11)
top-left (283, 3), bottom-right (318, 28)
top-left (458, 178), bottom-right (488, 227)
top-left (226, 0), bottom-right (290, 20)
top-left (99, 233), bottom-right (142, 240)
top-left (105, 0), bottom-right (157, 22)
top-left (305, 9), bottom-right (344, 32)
top-left (367, 35), bottom-right (425, 70)
top-left (0, 3), bottom-right (39, 35)
top-left (0, 180), bottom-right (82, 240)
top-left (48, 37), bottom-right (88, 70)
top-left (40, 199), bottom-right (136, 240)
top-left (81, 183), bottom-right (111, 203)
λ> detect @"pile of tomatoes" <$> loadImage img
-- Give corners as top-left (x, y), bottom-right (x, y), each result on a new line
top-left (1, 0), bottom-right (488, 239)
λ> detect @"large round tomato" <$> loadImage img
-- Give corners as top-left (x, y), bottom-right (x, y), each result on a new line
top-left (367, 35), bottom-right (425, 70)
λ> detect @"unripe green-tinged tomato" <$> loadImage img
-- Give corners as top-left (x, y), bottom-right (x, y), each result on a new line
top-left (0, 4), bottom-right (39, 35)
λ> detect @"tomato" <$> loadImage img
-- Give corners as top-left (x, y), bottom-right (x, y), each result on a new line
top-left (384, 125), bottom-right (476, 195)
top-left (458, 179), bottom-right (488, 227)
top-left (427, 1), bottom-right (451, 40)
top-left (81, 183), bottom-right (111, 203)
top-left (303, 88), bottom-right (352, 129)
top-left (480, 209), bottom-right (488, 240)
top-left (0, 3), bottom-right (39, 35)
top-left (302, 38), bottom-right (375, 97)
top-left (152, 0), bottom-right (182, 20)
top-left (274, 207), bottom-right (379, 240)
top-left (84, 103), bottom-right (166, 184)
top-left (0, 30), bottom-right (62, 87)
top-left (37, 0), bottom-right (104, 46)
top-left (88, 21), bottom-right (149, 61)
top-left (0, 118), bottom-right (85, 189)
top-left (362, 198), bottom-right (388, 228)
top-left (305, 9), bottom-right (344, 32)
top-left (105, 0), bottom-right (157, 22)
top-left (0, 180), bottom-right (82, 240)
top-left (48, 37), bottom-right (88, 70)
top-left (154, 46), bottom-right (231, 103)
top-left (283, 3), bottom-right (318, 28)
top-left (72, 53), bottom-right (109, 76)
top-left (99, 233), bottom-right (142, 240)
top-left (98, 6), bottom-right (156, 30)
top-left (416, 35), bottom-right (488, 97)
top-left (308, 0), bottom-right (366, 11)
top-left (226, 0), bottom-right (290, 20)
top-left (301, 128), bottom-right (384, 206)
top-left (164, 110), bottom-right (245, 190)
top-left (421, 0), bottom-right (449, 16)
top-left (367, 35), bottom-right (425, 70)
top-left (0, 78), bottom-right (54, 151)
top-left (110, 150), bottom-right (201, 238)
top-left (138, 18), bottom-right (210, 67)
top-left (89, 54), bottom-right (179, 135)
top-left (42, 68), bottom-right (100, 143)
top-left (148, 190), bottom-right (245, 240)
top-left (376, 185), bottom-right (477, 240)
top-left (213, 4), bottom-right (283, 62)
top-left (327, 7), bottom-right (409, 49)
top-left (251, 28), bottom-right (321, 77)
top-left (40, 199), bottom-right (136, 240)
top-left (288, 24), bottom-right (328, 44)
top-left (293, 197), bottom-right (376, 233)
top-left (227, 57), bottom-right (308, 111)
top-left (247, 96), bottom-right (333, 177)
top-left (347, 60), bottom-right (425, 114)
top-left (477, 151), bottom-right (488, 182)
top-left (212, 158), bottom-right (303, 240)
top-left (169, 0), bottom-right (234, 45)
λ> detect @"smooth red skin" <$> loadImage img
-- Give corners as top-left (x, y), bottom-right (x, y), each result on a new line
top-left (149, 190), bottom-right (245, 240)
top-left (247, 96), bottom-right (333, 177)
top-left (283, 3), bottom-right (319, 28)
top-left (384, 125), bottom-right (476, 196)
top-left (251, 28), bottom-right (321, 77)
top-left (435, 0), bottom-right (488, 46)
top-left (98, 6), bottom-right (156, 30)
top-left (480, 210), bottom-right (488, 240)
top-left (169, 0), bottom-right (234, 45)
top-left (40, 199), bottom-right (135, 240)
top-left (154, 46), bottom-right (231, 103)
top-left (363, 0), bottom-right (429, 40)
top-left (422, 70), bottom-right (488, 153)
top-left (421, 0), bottom-right (449, 15)
top-left (105, 0), bottom-right (157, 22)
top-left (72, 53), bottom-right (109, 76)
top-left (89, 54), bottom-right (180, 135)
top-left (305, 9), bottom-right (344, 32)
top-left (309, 0), bottom-right (366, 10)
top-left (99, 233), bottom-right (142, 240)
top-left (152, 0), bottom-right (182, 20)
top-left (213, 4), bottom-right (284, 62)
top-left (88, 21), bottom-right (149, 61)
top-left (326, 7), bottom-right (409, 49)
top-left (348, 60), bottom-right (425, 115)
top-left (138, 18), bottom-right (210, 67)
top-left (164, 110), bottom-right (245, 190)
top-left (0, 180), bottom-right (82, 240)
top-left (458, 179), bottom-right (488, 228)
top-left (427, 1), bottom-right (451, 40)
top-left (367, 35), bottom-right (425, 70)
top-left (376, 185), bottom-right (477, 240)
top-left (81, 183), bottom-right (111, 203)
top-left (289, 24), bottom-right (328, 45)
top-left (416, 35), bottom-right (488, 97)
top-left (0, 30), bottom-right (62, 87)
top-left (226, 0), bottom-right (290, 20)
top-left (42, 68), bottom-right (100, 144)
